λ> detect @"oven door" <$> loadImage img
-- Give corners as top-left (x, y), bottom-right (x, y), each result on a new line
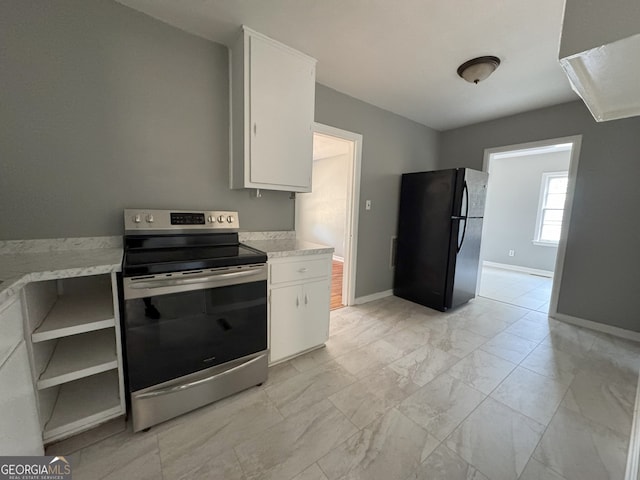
top-left (122, 264), bottom-right (267, 392)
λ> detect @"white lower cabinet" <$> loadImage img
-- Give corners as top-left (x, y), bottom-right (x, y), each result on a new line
top-left (269, 255), bottom-right (331, 364)
top-left (0, 294), bottom-right (43, 455)
top-left (0, 344), bottom-right (43, 455)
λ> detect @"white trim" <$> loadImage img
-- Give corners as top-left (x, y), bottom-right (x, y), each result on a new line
top-left (483, 261), bottom-right (553, 278)
top-left (354, 290), bottom-right (393, 305)
top-left (332, 255), bottom-right (344, 262)
top-left (296, 123), bottom-right (362, 307)
top-left (549, 137), bottom-right (582, 317)
top-left (480, 135), bottom-right (583, 319)
top-left (624, 373), bottom-right (640, 480)
top-left (491, 142), bottom-right (573, 159)
top-left (532, 240), bottom-right (558, 248)
top-left (551, 312), bottom-right (640, 343)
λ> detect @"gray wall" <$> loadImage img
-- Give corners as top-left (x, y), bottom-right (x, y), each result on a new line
top-left (440, 101), bottom-right (640, 332)
top-left (315, 85), bottom-right (439, 298)
top-left (0, 1), bottom-right (440, 301)
top-left (483, 151), bottom-right (570, 272)
top-left (0, 0), bottom-right (293, 239)
top-left (297, 154), bottom-right (349, 258)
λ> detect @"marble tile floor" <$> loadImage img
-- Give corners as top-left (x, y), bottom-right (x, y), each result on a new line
top-left (479, 266), bottom-right (553, 312)
top-left (54, 295), bottom-right (640, 480)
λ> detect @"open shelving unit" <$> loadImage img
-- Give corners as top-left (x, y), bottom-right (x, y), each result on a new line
top-left (36, 329), bottom-right (117, 390)
top-left (25, 273), bottom-right (125, 444)
top-left (31, 287), bottom-right (115, 342)
top-left (43, 370), bottom-right (121, 443)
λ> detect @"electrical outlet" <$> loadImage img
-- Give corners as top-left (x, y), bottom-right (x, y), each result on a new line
top-left (365, 200), bottom-right (372, 210)
top-left (508, 249), bottom-right (515, 257)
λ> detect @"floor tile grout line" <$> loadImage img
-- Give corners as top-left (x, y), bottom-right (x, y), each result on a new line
top-left (518, 376), bottom-right (577, 480)
top-left (232, 444), bottom-right (251, 480)
top-left (436, 300), bottom-right (552, 479)
top-left (154, 434), bottom-right (166, 480)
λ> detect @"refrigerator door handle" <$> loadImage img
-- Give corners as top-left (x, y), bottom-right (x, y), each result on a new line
top-left (457, 218), bottom-right (467, 253)
top-left (460, 180), bottom-right (469, 217)
top-left (457, 182), bottom-right (470, 252)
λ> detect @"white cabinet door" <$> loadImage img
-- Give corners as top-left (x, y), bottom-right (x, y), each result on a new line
top-left (270, 284), bottom-right (303, 363)
top-left (0, 343), bottom-right (43, 455)
top-left (230, 27), bottom-right (316, 193)
top-left (269, 279), bottom-right (331, 364)
top-left (302, 279), bottom-right (331, 346)
top-left (249, 35), bottom-right (315, 190)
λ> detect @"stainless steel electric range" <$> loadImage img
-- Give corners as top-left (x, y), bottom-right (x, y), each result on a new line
top-left (120, 209), bottom-right (268, 432)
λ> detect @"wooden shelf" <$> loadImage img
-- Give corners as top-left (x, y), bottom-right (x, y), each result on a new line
top-left (32, 286), bottom-right (115, 343)
top-left (37, 330), bottom-right (118, 390)
top-left (43, 370), bottom-right (122, 443)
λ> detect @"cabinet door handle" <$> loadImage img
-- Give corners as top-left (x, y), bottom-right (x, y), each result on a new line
top-left (253, 123), bottom-right (257, 135)
top-left (298, 267), bottom-right (308, 273)
top-left (304, 294), bottom-right (308, 305)
top-left (296, 296), bottom-right (299, 308)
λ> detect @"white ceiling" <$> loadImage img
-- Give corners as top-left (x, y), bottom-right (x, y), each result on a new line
top-left (116, 0), bottom-right (578, 131)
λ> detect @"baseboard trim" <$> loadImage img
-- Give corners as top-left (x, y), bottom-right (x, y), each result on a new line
top-left (552, 312), bottom-right (640, 343)
top-left (354, 289), bottom-right (393, 305)
top-left (483, 261), bottom-right (554, 278)
top-left (625, 375), bottom-right (640, 480)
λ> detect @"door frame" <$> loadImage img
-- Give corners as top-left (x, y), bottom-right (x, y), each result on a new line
top-left (479, 134), bottom-right (582, 317)
top-left (295, 123), bottom-right (362, 306)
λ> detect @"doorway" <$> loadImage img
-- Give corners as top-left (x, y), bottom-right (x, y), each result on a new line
top-left (478, 136), bottom-right (582, 316)
top-left (295, 123), bottom-right (362, 309)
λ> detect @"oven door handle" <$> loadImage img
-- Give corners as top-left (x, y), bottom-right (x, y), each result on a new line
top-left (135, 354), bottom-right (266, 399)
top-left (129, 268), bottom-right (262, 289)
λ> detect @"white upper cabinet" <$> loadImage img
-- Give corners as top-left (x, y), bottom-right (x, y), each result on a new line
top-left (559, 0), bottom-right (640, 122)
top-left (230, 26), bottom-right (316, 192)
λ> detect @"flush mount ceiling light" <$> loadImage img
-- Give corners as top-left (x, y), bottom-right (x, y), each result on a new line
top-left (457, 56), bottom-right (501, 84)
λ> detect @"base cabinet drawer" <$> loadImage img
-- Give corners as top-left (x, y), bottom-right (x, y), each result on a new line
top-left (270, 279), bottom-right (330, 363)
top-left (270, 258), bottom-right (329, 285)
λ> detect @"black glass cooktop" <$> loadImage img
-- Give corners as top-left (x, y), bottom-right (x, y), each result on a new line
top-left (123, 239), bottom-right (267, 277)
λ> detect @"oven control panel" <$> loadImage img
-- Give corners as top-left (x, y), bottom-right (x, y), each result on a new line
top-left (124, 209), bottom-right (240, 232)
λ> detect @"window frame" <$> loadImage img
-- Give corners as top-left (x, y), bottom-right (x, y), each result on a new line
top-left (533, 171), bottom-right (569, 247)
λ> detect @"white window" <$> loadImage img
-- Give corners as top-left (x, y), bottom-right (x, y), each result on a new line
top-left (534, 171), bottom-right (568, 246)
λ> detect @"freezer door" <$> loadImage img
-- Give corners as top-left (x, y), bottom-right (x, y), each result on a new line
top-left (462, 169), bottom-right (488, 218)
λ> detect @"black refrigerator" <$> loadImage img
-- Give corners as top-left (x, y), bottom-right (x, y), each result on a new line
top-left (393, 168), bottom-right (488, 312)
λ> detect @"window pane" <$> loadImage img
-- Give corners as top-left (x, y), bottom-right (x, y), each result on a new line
top-left (543, 209), bottom-right (563, 224)
top-left (545, 193), bottom-right (566, 208)
top-left (536, 172), bottom-right (568, 244)
top-left (548, 177), bottom-right (568, 194)
top-left (540, 224), bottom-right (561, 242)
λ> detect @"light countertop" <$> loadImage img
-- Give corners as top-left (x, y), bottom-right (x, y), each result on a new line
top-left (0, 232), bottom-right (331, 304)
top-left (243, 238), bottom-right (334, 258)
top-left (0, 247), bottom-right (122, 305)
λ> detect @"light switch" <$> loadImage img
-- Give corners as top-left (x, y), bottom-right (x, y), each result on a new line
top-left (365, 200), bottom-right (372, 210)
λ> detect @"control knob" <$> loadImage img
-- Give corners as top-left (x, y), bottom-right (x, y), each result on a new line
top-left (133, 214), bottom-right (142, 224)
top-left (227, 215), bottom-right (234, 223)
top-left (207, 215), bottom-right (214, 223)
top-left (217, 215), bottom-right (225, 223)
top-left (146, 214), bottom-right (154, 223)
